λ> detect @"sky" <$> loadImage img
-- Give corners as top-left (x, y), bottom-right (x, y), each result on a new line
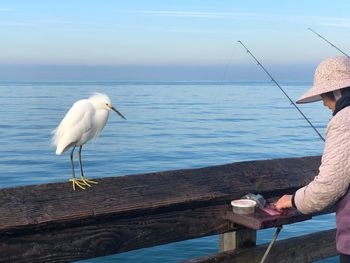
top-left (1, 0), bottom-right (350, 81)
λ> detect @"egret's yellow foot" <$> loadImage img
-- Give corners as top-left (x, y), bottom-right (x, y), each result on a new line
top-left (79, 177), bottom-right (98, 187)
top-left (69, 178), bottom-right (86, 190)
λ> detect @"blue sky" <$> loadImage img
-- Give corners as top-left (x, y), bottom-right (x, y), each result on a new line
top-left (1, 0), bottom-right (350, 81)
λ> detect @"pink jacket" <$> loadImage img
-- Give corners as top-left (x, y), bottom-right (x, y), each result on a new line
top-left (294, 106), bottom-right (350, 254)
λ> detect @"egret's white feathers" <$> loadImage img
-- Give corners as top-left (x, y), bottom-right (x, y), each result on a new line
top-left (89, 93), bottom-right (111, 107)
top-left (52, 95), bottom-right (110, 155)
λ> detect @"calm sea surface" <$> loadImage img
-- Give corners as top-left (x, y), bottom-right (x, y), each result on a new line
top-left (0, 82), bottom-right (338, 262)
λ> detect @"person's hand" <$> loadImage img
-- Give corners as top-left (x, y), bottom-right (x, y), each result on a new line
top-left (275, 195), bottom-right (293, 210)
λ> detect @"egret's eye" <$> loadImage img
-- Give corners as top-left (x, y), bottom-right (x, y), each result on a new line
top-left (105, 103), bottom-right (109, 106)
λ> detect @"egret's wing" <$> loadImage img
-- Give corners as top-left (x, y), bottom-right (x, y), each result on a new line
top-left (53, 99), bottom-right (94, 154)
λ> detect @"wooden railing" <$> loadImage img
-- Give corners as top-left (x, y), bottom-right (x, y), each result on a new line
top-left (0, 156), bottom-right (338, 262)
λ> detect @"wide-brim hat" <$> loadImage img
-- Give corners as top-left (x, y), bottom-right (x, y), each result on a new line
top-left (296, 56), bottom-right (350, 104)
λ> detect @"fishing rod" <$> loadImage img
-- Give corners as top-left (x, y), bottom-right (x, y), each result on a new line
top-left (237, 40), bottom-right (325, 142)
top-left (308, 28), bottom-right (350, 59)
top-left (260, 226), bottom-right (282, 263)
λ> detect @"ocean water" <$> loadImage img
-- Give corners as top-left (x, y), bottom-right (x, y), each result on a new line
top-left (0, 81), bottom-right (338, 262)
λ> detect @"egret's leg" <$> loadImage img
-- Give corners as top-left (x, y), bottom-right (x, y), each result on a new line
top-left (69, 145), bottom-right (76, 179)
top-left (69, 145), bottom-right (86, 190)
top-left (77, 146), bottom-right (98, 187)
top-left (77, 145), bottom-right (85, 178)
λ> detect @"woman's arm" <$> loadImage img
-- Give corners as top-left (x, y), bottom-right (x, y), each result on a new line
top-left (294, 119), bottom-right (350, 214)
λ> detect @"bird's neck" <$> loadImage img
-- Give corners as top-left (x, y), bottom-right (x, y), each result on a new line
top-left (95, 109), bottom-right (109, 131)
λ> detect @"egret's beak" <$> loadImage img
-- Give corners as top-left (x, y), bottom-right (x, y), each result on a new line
top-left (110, 106), bottom-right (126, 120)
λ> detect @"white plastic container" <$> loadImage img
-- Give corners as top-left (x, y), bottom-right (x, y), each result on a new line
top-left (231, 199), bottom-right (257, 215)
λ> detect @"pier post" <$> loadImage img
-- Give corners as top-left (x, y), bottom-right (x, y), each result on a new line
top-left (219, 228), bottom-right (256, 251)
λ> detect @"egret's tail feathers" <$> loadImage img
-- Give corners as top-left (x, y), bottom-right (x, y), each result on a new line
top-left (52, 128), bottom-right (63, 154)
top-left (51, 128), bottom-right (58, 145)
top-left (56, 147), bottom-right (64, 155)
top-left (55, 142), bottom-right (75, 155)
top-left (55, 141), bottom-right (66, 155)
top-left (52, 126), bottom-right (74, 155)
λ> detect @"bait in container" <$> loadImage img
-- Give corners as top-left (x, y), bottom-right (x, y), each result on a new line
top-left (231, 199), bottom-right (257, 215)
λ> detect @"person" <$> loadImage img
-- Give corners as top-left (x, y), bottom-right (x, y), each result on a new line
top-left (275, 56), bottom-right (350, 263)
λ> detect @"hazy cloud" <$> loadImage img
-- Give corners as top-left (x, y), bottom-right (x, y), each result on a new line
top-left (129, 10), bottom-right (268, 20)
top-left (37, 19), bottom-right (73, 25)
top-left (283, 14), bottom-right (350, 25)
top-left (128, 10), bottom-right (350, 26)
top-left (321, 22), bottom-right (350, 28)
top-left (0, 22), bottom-right (33, 26)
top-left (0, 8), bottom-right (14, 12)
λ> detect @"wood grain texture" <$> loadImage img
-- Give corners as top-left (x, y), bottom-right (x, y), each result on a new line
top-left (186, 228), bottom-right (337, 263)
top-left (0, 155), bottom-right (322, 262)
top-left (0, 204), bottom-right (235, 263)
top-left (0, 156), bottom-right (321, 234)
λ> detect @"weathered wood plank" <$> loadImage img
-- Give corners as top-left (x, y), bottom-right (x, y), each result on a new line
top-left (0, 156), bottom-right (321, 235)
top-left (0, 204), bottom-right (236, 263)
top-left (185, 228), bottom-right (337, 263)
top-left (225, 207), bottom-right (312, 230)
top-left (0, 206), bottom-right (334, 263)
top-left (0, 156), bottom-right (323, 262)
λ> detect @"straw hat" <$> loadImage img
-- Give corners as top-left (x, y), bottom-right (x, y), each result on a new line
top-left (296, 56), bottom-right (350, 104)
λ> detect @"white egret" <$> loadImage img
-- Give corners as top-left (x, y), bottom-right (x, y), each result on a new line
top-left (52, 93), bottom-right (126, 190)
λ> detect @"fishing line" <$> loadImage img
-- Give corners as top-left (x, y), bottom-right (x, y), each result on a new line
top-left (237, 40), bottom-right (325, 142)
top-left (308, 28), bottom-right (350, 59)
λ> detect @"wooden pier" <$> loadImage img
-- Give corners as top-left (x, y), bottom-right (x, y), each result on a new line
top-left (0, 155), bottom-right (338, 262)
